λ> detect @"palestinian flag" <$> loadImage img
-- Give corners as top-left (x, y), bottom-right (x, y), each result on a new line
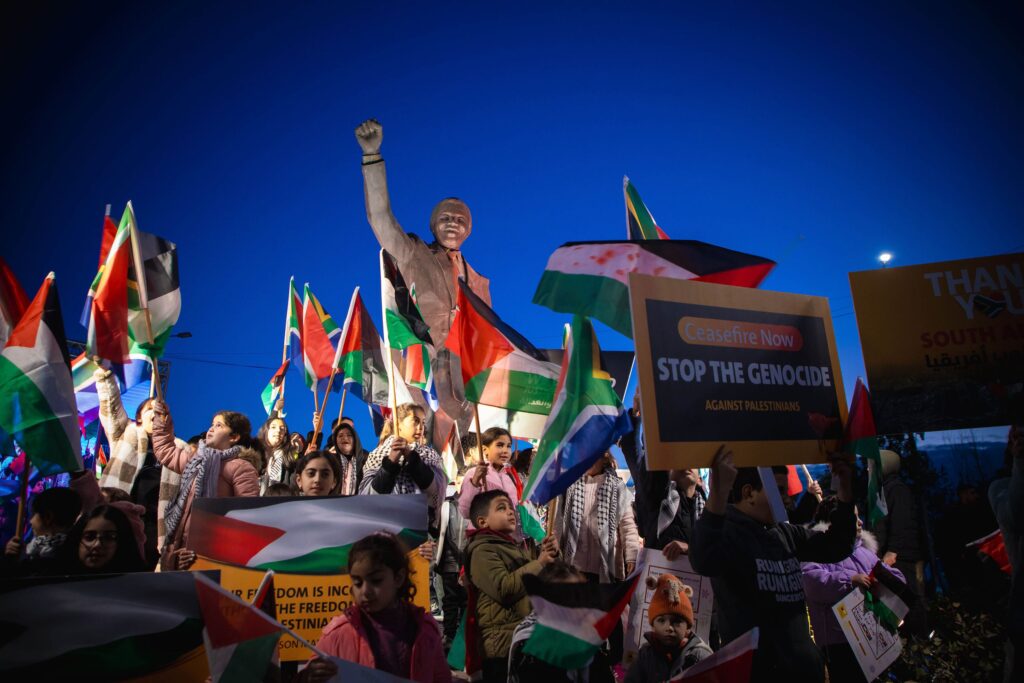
top-left (517, 502), bottom-right (546, 543)
top-left (533, 240), bottom-right (775, 338)
top-left (843, 378), bottom-right (887, 525)
top-left (624, 177), bottom-right (669, 240)
top-left (301, 283), bottom-right (341, 393)
top-left (81, 205), bottom-right (132, 365)
top-left (334, 287), bottom-right (390, 407)
top-left (968, 529), bottom-right (1011, 575)
top-left (0, 256), bottom-right (29, 350)
top-left (669, 628), bottom-right (759, 682)
top-left (446, 279), bottom-right (560, 415)
top-left (261, 359), bottom-right (290, 416)
top-left (189, 494), bottom-right (429, 573)
top-left (866, 561), bottom-right (915, 633)
top-left (0, 274), bottom-right (82, 475)
top-left (380, 250), bottom-right (434, 395)
top-left (195, 572), bottom-right (283, 683)
top-left (0, 572), bottom-right (207, 680)
top-left (523, 315), bottom-right (632, 506)
top-left (126, 204), bottom-right (181, 361)
top-left (521, 567), bottom-right (643, 669)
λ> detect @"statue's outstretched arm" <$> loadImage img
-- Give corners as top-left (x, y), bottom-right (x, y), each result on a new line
top-left (356, 119), bottom-right (411, 262)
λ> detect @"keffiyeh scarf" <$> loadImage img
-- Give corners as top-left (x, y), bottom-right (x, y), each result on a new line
top-left (163, 441), bottom-right (241, 548)
top-left (561, 465), bottom-right (620, 581)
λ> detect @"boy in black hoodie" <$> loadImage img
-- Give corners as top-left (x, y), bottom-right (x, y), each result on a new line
top-left (690, 447), bottom-right (856, 683)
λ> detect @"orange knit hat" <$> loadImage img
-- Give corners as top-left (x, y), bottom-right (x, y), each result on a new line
top-left (647, 573), bottom-right (694, 626)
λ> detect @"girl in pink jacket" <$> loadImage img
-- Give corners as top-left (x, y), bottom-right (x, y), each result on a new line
top-left (458, 427), bottom-right (522, 527)
top-left (301, 533), bottom-right (451, 683)
top-left (151, 401), bottom-right (260, 569)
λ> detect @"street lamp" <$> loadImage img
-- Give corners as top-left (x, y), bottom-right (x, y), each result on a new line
top-left (878, 252), bottom-right (893, 268)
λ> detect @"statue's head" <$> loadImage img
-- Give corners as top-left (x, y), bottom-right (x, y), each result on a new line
top-left (429, 197), bottom-right (472, 251)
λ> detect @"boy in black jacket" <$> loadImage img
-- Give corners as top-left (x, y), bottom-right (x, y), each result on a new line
top-left (690, 447), bottom-right (856, 683)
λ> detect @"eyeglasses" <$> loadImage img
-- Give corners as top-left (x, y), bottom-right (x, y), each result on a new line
top-left (81, 531), bottom-right (118, 545)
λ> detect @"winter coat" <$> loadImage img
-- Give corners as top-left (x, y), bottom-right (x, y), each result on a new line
top-left (315, 604), bottom-right (451, 683)
top-left (458, 463), bottom-right (521, 528)
top-left (625, 633), bottom-right (713, 683)
top-left (801, 527), bottom-right (905, 647)
top-left (94, 370), bottom-right (185, 551)
top-left (464, 530), bottom-right (543, 659)
top-left (875, 475), bottom-right (923, 562)
top-left (689, 503), bottom-right (857, 683)
top-left (151, 413), bottom-right (260, 548)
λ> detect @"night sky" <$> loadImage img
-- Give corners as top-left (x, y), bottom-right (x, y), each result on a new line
top-left (3, 1), bottom-right (1022, 448)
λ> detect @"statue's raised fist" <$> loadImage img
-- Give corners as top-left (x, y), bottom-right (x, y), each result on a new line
top-left (355, 119), bottom-right (383, 154)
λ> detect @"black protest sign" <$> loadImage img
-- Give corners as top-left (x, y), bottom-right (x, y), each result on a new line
top-left (629, 274), bottom-right (847, 469)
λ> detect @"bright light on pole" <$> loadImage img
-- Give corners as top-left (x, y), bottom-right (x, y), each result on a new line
top-left (878, 252), bottom-right (893, 267)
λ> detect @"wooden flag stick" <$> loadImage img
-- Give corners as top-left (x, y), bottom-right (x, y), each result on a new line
top-left (13, 454), bottom-right (31, 546)
top-left (801, 464), bottom-right (822, 501)
top-left (472, 402), bottom-right (487, 490)
top-left (143, 309), bottom-right (164, 401)
top-left (545, 495), bottom-right (559, 537)
top-left (312, 369), bottom-right (337, 446)
top-left (337, 386), bottom-right (348, 423)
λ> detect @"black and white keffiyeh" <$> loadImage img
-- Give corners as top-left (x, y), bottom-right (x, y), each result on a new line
top-left (560, 463), bottom-right (620, 581)
top-left (163, 441), bottom-right (241, 548)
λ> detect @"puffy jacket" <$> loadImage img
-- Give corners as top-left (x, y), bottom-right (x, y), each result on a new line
top-left (464, 530), bottom-right (543, 658)
top-left (801, 527), bottom-right (905, 647)
top-left (315, 604), bottom-right (451, 683)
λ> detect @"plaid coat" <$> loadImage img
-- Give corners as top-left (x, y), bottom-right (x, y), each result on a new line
top-left (95, 371), bottom-right (184, 551)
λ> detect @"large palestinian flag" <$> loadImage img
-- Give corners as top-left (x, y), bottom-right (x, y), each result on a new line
top-left (521, 569), bottom-right (643, 669)
top-left (446, 279), bottom-right (560, 415)
top-left (189, 494), bottom-right (429, 573)
top-left (533, 240), bottom-right (775, 337)
top-left (334, 287), bottom-right (389, 407)
top-left (0, 274), bottom-right (82, 475)
top-left (0, 572), bottom-right (207, 681)
top-left (523, 315), bottom-right (631, 506)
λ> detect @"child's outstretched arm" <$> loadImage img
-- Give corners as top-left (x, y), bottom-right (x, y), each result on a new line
top-left (93, 367), bottom-right (129, 443)
top-left (150, 401), bottom-right (195, 474)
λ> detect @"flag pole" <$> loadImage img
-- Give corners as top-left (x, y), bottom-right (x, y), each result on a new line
top-left (312, 369), bottom-right (337, 446)
top-left (545, 495), bottom-right (559, 537)
top-left (13, 454), bottom-right (30, 547)
top-left (801, 464), bottom-right (822, 502)
top-left (280, 279), bottom-right (293, 411)
top-left (337, 386), bottom-right (348, 423)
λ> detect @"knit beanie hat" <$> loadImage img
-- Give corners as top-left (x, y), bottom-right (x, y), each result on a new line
top-left (647, 573), bottom-right (694, 626)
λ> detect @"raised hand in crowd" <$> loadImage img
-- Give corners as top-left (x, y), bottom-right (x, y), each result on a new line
top-left (705, 444), bottom-right (737, 515)
top-left (388, 436), bottom-right (412, 463)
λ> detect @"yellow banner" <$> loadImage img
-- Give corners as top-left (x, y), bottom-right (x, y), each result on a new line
top-left (192, 552), bottom-right (431, 662)
top-left (850, 252), bottom-right (1024, 432)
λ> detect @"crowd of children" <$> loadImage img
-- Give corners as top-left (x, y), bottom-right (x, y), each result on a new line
top-left (4, 367), bottom-right (1020, 683)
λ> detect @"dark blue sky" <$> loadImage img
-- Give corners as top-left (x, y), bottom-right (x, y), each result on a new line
top-left (3, 1), bottom-right (1022, 445)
